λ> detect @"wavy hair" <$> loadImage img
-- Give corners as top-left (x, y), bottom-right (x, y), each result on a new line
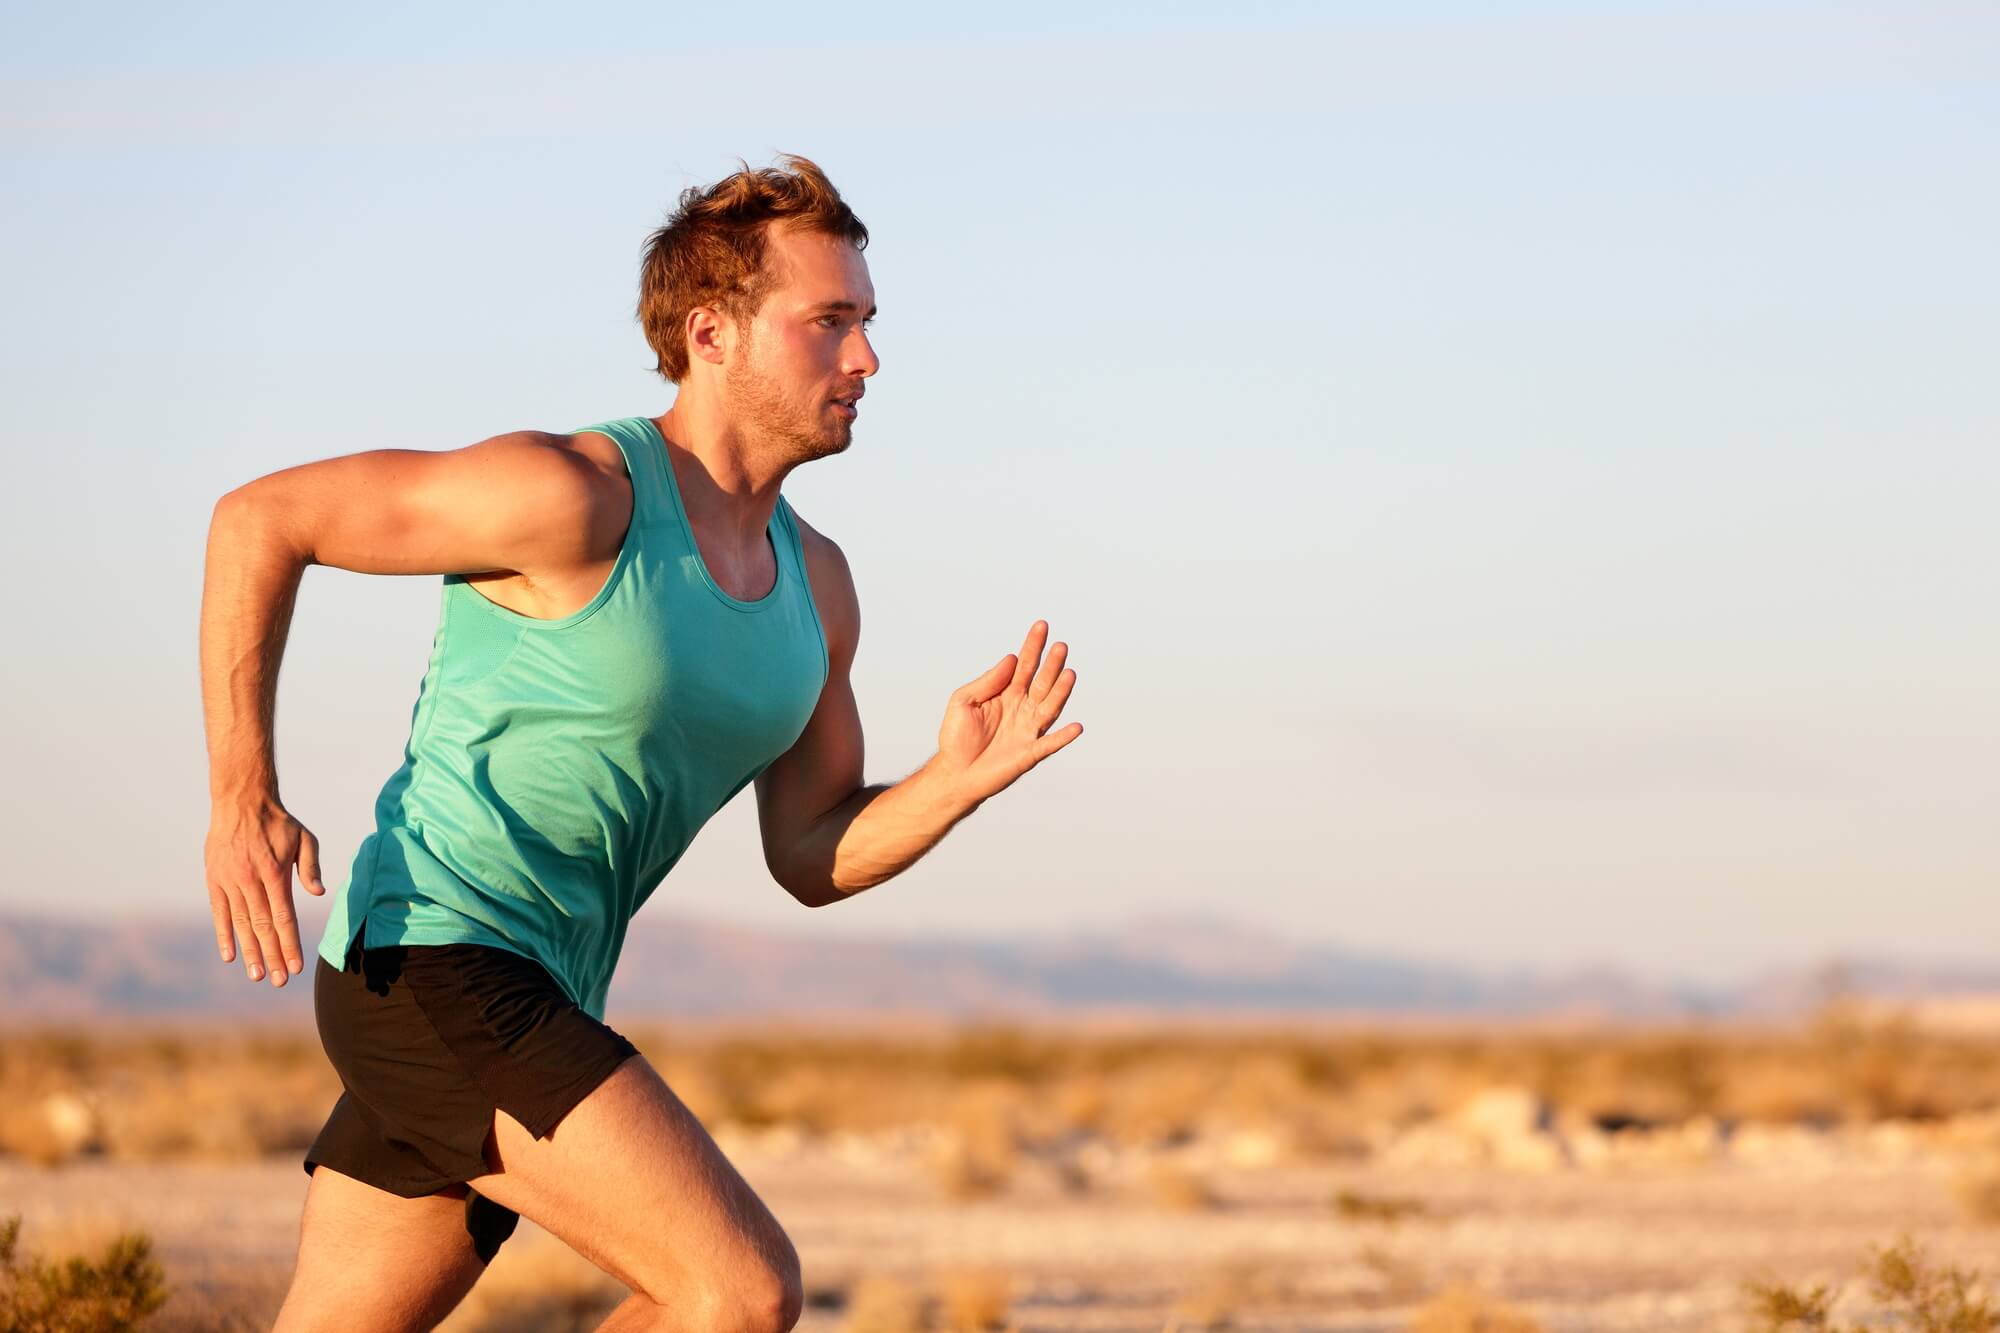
top-left (637, 154), bottom-right (869, 383)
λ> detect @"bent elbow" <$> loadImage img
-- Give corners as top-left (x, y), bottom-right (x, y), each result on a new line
top-left (767, 856), bottom-right (825, 910)
top-left (783, 873), bottom-right (834, 910)
top-left (211, 479), bottom-right (313, 567)
top-left (210, 483), bottom-right (256, 530)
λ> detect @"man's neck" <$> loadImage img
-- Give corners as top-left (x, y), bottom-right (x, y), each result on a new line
top-left (652, 398), bottom-right (792, 550)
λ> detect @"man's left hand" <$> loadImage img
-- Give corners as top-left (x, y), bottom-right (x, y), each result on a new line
top-left (934, 620), bottom-right (1083, 807)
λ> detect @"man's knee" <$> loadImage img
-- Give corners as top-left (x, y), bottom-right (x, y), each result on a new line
top-left (679, 1247), bottom-right (802, 1333)
top-left (699, 1285), bottom-right (802, 1333)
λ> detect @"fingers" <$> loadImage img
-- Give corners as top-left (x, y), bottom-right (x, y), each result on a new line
top-left (954, 654), bottom-right (1015, 706)
top-left (299, 827), bottom-right (327, 897)
top-left (216, 877), bottom-right (299, 985)
top-left (1035, 721), bottom-right (1085, 761)
top-left (225, 884), bottom-right (266, 982)
top-left (207, 806), bottom-right (321, 987)
top-left (1010, 620), bottom-right (1049, 693)
top-left (209, 882), bottom-right (236, 964)
top-left (249, 859), bottom-right (292, 986)
top-left (1037, 667), bottom-right (1078, 729)
top-left (271, 876), bottom-right (306, 980)
top-left (1029, 639), bottom-right (1068, 700)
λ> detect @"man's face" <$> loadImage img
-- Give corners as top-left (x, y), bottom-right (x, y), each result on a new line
top-left (723, 225), bottom-right (879, 461)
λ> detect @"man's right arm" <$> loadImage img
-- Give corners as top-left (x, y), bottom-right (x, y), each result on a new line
top-left (199, 432), bottom-right (624, 989)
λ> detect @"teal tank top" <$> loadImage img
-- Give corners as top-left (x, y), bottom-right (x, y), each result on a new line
top-left (315, 417), bottom-right (829, 1018)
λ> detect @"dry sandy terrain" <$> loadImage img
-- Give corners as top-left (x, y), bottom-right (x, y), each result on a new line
top-left (7, 1126), bottom-right (1999, 1331)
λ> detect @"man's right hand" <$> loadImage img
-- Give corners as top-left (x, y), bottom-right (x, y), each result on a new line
top-left (198, 430), bottom-right (626, 990)
top-left (204, 798), bottom-right (325, 987)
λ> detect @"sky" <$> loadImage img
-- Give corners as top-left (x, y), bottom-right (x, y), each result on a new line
top-left (1, 1), bottom-right (1995, 988)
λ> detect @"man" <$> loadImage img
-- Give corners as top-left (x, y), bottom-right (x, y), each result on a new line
top-left (199, 155), bottom-right (1081, 1333)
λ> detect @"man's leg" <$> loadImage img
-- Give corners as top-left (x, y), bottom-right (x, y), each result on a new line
top-left (273, 1166), bottom-right (493, 1333)
top-left (465, 1054), bottom-right (803, 1333)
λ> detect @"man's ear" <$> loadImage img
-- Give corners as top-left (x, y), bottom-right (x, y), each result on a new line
top-left (686, 306), bottom-right (731, 368)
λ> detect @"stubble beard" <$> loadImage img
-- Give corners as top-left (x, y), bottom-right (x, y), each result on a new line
top-left (724, 354), bottom-right (852, 466)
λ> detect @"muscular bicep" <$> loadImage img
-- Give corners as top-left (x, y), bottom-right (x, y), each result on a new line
top-left (753, 514), bottom-right (864, 892)
top-left (754, 667), bottom-right (866, 881)
top-left (216, 432), bottom-right (616, 578)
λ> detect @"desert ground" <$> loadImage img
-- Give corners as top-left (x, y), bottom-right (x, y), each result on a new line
top-left (6, 1015), bottom-right (2000, 1331)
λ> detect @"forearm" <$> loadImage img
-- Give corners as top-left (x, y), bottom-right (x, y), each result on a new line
top-left (793, 757), bottom-right (980, 906)
top-left (200, 490), bottom-right (308, 807)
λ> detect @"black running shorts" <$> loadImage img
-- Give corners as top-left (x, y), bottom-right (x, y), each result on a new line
top-left (304, 922), bottom-right (641, 1261)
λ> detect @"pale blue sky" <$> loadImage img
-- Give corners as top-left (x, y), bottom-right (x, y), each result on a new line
top-left (2, 2), bottom-right (1994, 986)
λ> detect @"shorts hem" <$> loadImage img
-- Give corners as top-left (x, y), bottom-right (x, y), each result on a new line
top-left (301, 1152), bottom-right (480, 1199)
top-left (511, 1043), bottom-right (640, 1140)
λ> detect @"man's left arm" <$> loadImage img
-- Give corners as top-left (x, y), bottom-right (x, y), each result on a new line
top-left (754, 519), bottom-right (1082, 908)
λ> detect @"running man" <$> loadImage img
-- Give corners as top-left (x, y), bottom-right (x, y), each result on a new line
top-left (199, 155), bottom-right (1082, 1332)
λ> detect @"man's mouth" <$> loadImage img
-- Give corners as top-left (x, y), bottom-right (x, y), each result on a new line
top-left (829, 393), bottom-right (862, 419)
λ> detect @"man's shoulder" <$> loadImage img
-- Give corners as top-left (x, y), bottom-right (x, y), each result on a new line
top-left (524, 428), bottom-right (629, 484)
top-left (460, 429), bottom-right (632, 560)
top-left (461, 429), bottom-right (623, 481)
top-left (786, 503), bottom-right (860, 654)
top-left (787, 505), bottom-right (846, 571)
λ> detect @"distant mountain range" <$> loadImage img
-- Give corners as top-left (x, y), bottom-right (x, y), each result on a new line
top-left (2, 908), bottom-right (1995, 1027)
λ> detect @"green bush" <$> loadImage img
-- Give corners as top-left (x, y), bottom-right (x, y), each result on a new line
top-left (0, 1214), bottom-right (169, 1333)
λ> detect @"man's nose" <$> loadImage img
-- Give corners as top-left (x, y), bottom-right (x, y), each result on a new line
top-left (845, 329), bottom-right (880, 379)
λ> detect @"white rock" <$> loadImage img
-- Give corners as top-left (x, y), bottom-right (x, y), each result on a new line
top-left (41, 1092), bottom-right (100, 1155)
top-left (1454, 1086), bottom-right (1553, 1140)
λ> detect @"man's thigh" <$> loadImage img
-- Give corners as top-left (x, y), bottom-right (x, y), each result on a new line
top-left (274, 1166), bottom-right (491, 1333)
top-left (465, 1053), bottom-right (799, 1315)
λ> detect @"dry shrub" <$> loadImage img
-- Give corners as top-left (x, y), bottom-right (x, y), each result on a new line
top-left (941, 1026), bottom-right (1058, 1081)
top-left (1099, 1057), bottom-right (1213, 1148)
top-left (1, 1212), bottom-right (171, 1331)
top-left (1207, 1053), bottom-right (1311, 1134)
top-left (1864, 1237), bottom-right (2000, 1330)
top-left (1714, 1058), bottom-right (1844, 1126)
top-left (1802, 1008), bottom-right (1962, 1123)
top-left (0, 1029), bottom-right (339, 1168)
top-left (1146, 1159), bottom-right (1219, 1211)
top-left (950, 1081), bottom-right (1024, 1160)
top-left (649, 1054), bottom-right (731, 1125)
top-left (1046, 1150), bottom-right (1093, 1196)
top-left (1542, 1039), bottom-right (1715, 1126)
top-left (1285, 1102), bottom-right (1375, 1162)
top-left (803, 1277), bottom-right (850, 1316)
top-left (20, 1019), bottom-right (2000, 1181)
top-left (18, 1211), bottom-right (140, 1268)
top-left (1049, 1074), bottom-right (1107, 1135)
top-left (1743, 1277), bottom-right (1838, 1331)
top-left (1743, 1234), bottom-right (2000, 1331)
top-left (928, 1081), bottom-right (1022, 1200)
top-left (1359, 1245), bottom-right (1429, 1303)
top-left (1335, 1187), bottom-right (1427, 1223)
top-left (929, 1138), bottom-right (1012, 1201)
top-left (1954, 1157), bottom-right (2000, 1225)
top-left (936, 1266), bottom-right (1013, 1331)
top-left (1169, 1256), bottom-right (1267, 1330)
top-left (1408, 1280), bottom-right (1544, 1333)
top-left (100, 1076), bottom-right (327, 1162)
top-left (842, 1274), bottom-right (929, 1333)
top-left (737, 1065), bottom-right (841, 1135)
top-left (1346, 1053), bottom-right (1462, 1132)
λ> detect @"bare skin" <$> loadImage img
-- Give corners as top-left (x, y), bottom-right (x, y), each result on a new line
top-left (204, 221), bottom-right (1083, 1330)
top-left (278, 1060), bottom-right (795, 1333)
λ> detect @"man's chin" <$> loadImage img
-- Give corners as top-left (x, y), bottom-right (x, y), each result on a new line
top-left (799, 426), bottom-right (853, 461)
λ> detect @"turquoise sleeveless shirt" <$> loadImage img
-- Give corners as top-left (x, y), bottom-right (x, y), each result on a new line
top-left (315, 417), bottom-right (829, 1019)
